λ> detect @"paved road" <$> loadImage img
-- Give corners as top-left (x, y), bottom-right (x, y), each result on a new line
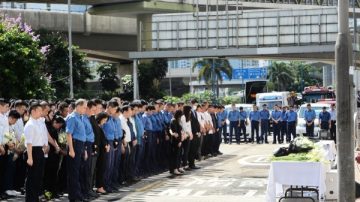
top-left (7, 142), bottom-right (281, 202)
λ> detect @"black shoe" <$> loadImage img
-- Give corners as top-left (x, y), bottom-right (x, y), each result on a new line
top-left (265, 141), bottom-right (269, 144)
top-left (217, 151), bottom-right (223, 155)
top-left (184, 167), bottom-right (192, 171)
top-left (190, 166), bottom-right (201, 169)
top-left (273, 142), bottom-right (277, 144)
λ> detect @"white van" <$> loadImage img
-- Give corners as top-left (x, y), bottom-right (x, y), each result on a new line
top-left (256, 91), bottom-right (290, 109)
top-left (224, 104), bottom-right (253, 142)
top-left (296, 103), bottom-right (331, 137)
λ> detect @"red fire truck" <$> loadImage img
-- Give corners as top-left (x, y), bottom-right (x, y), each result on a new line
top-left (302, 85), bottom-right (336, 103)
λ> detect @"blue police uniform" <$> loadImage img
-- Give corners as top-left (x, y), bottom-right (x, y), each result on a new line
top-left (280, 110), bottom-right (288, 143)
top-left (239, 110), bottom-right (248, 142)
top-left (304, 109), bottom-right (316, 137)
top-left (249, 110), bottom-right (260, 143)
top-left (286, 110), bottom-right (297, 141)
top-left (101, 116), bottom-right (116, 192)
top-left (259, 109), bottom-right (270, 143)
top-left (319, 110), bottom-right (331, 130)
top-left (228, 110), bottom-right (240, 144)
top-left (271, 110), bottom-right (282, 144)
top-left (65, 112), bottom-right (86, 201)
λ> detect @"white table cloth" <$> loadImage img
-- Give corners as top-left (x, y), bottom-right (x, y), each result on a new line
top-left (316, 140), bottom-right (337, 162)
top-left (266, 162), bottom-right (329, 202)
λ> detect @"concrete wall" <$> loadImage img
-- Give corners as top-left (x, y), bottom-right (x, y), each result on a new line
top-left (0, 8), bottom-right (137, 35)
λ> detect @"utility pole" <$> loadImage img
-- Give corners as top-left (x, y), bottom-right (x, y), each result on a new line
top-left (68, 0), bottom-right (74, 99)
top-left (335, 0), bottom-right (354, 200)
top-left (212, 58), bottom-right (216, 104)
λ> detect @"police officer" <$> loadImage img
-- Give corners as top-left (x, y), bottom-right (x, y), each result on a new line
top-left (259, 104), bottom-right (270, 144)
top-left (319, 107), bottom-right (331, 131)
top-left (280, 106), bottom-right (288, 144)
top-left (239, 107), bottom-right (248, 143)
top-left (286, 106), bottom-right (298, 142)
top-left (227, 104), bottom-right (240, 144)
top-left (65, 99), bottom-right (88, 202)
top-left (249, 105), bottom-right (261, 144)
top-left (329, 104), bottom-right (336, 142)
top-left (271, 105), bottom-right (282, 144)
top-left (304, 104), bottom-right (316, 137)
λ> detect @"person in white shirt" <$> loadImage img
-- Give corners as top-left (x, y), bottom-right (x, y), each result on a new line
top-left (12, 100), bottom-right (27, 141)
top-left (24, 102), bottom-right (49, 202)
top-left (120, 105), bottom-right (138, 182)
top-left (180, 105), bottom-right (193, 171)
top-left (329, 104), bottom-right (336, 143)
top-left (0, 99), bottom-right (9, 199)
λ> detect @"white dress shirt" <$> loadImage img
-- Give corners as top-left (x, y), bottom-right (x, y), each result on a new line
top-left (130, 117), bottom-right (137, 138)
top-left (197, 111), bottom-right (205, 129)
top-left (120, 115), bottom-right (131, 143)
top-left (0, 113), bottom-right (9, 144)
top-left (180, 115), bottom-right (192, 135)
top-left (204, 111), bottom-right (214, 134)
top-left (24, 117), bottom-right (48, 147)
top-left (330, 109), bottom-right (336, 121)
top-left (13, 118), bottom-right (24, 141)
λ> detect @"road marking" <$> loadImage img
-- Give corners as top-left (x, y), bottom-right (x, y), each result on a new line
top-left (238, 155), bottom-right (271, 167)
top-left (244, 190), bottom-right (258, 197)
top-left (193, 190), bottom-right (207, 196)
top-left (158, 189), bottom-right (192, 197)
top-left (238, 179), bottom-right (267, 188)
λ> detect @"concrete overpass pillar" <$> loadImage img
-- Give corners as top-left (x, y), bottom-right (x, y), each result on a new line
top-left (137, 14), bottom-right (153, 51)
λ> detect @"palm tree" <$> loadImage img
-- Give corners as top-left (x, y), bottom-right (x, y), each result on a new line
top-left (268, 62), bottom-right (294, 91)
top-left (192, 59), bottom-right (233, 98)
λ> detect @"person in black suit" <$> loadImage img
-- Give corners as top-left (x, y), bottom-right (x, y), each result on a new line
top-left (188, 104), bottom-right (201, 170)
top-left (169, 110), bottom-right (183, 175)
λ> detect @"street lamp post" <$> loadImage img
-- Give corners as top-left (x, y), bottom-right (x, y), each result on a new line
top-left (68, 0), bottom-right (74, 99)
top-left (335, 0), bottom-right (354, 200)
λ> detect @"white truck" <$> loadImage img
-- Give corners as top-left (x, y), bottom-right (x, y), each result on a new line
top-left (256, 91), bottom-right (290, 109)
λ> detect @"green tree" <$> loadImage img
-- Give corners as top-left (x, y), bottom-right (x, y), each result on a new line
top-left (289, 62), bottom-right (322, 91)
top-left (268, 62), bottom-right (294, 91)
top-left (0, 17), bottom-right (53, 99)
top-left (138, 58), bottom-right (168, 99)
top-left (97, 63), bottom-right (120, 98)
top-left (37, 29), bottom-right (92, 99)
top-left (192, 59), bottom-right (232, 99)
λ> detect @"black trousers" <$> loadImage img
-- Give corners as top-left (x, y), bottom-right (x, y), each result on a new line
top-left (280, 121), bottom-right (287, 142)
top-left (14, 154), bottom-right (27, 191)
top-left (188, 134), bottom-right (200, 167)
top-left (26, 147), bottom-right (45, 202)
top-left (44, 148), bottom-right (60, 194)
top-left (80, 142), bottom-right (92, 197)
top-left (273, 122), bottom-right (281, 143)
top-left (330, 120), bottom-right (336, 143)
top-left (169, 140), bottom-right (181, 173)
top-left (181, 139), bottom-right (191, 167)
top-left (251, 121), bottom-right (259, 143)
top-left (306, 121), bottom-right (314, 137)
top-left (0, 155), bottom-right (4, 193)
top-left (287, 122), bottom-right (297, 141)
top-left (96, 146), bottom-right (106, 189)
top-left (67, 139), bottom-right (85, 201)
top-left (239, 120), bottom-right (247, 140)
top-left (213, 131), bottom-right (221, 153)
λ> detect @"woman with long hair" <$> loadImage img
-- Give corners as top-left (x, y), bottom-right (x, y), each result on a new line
top-left (169, 110), bottom-right (183, 175)
top-left (180, 105), bottom-right (193, 172)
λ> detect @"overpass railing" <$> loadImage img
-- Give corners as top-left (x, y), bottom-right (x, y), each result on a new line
top-left (140, 8), bottom-right (338, 51)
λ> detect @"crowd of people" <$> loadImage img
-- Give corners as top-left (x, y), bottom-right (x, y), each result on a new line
top-left (0, 98), bottom-right (225, 202)
top-left (225, 103), bottom-right (336, 144)
top-left (0, 97), bottom-right (337, 202)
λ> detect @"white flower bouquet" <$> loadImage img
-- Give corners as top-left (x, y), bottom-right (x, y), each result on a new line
top-left (58, 132), bottom-right (68, 149)
top-left (3, 132), bottom-right (15, 145)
